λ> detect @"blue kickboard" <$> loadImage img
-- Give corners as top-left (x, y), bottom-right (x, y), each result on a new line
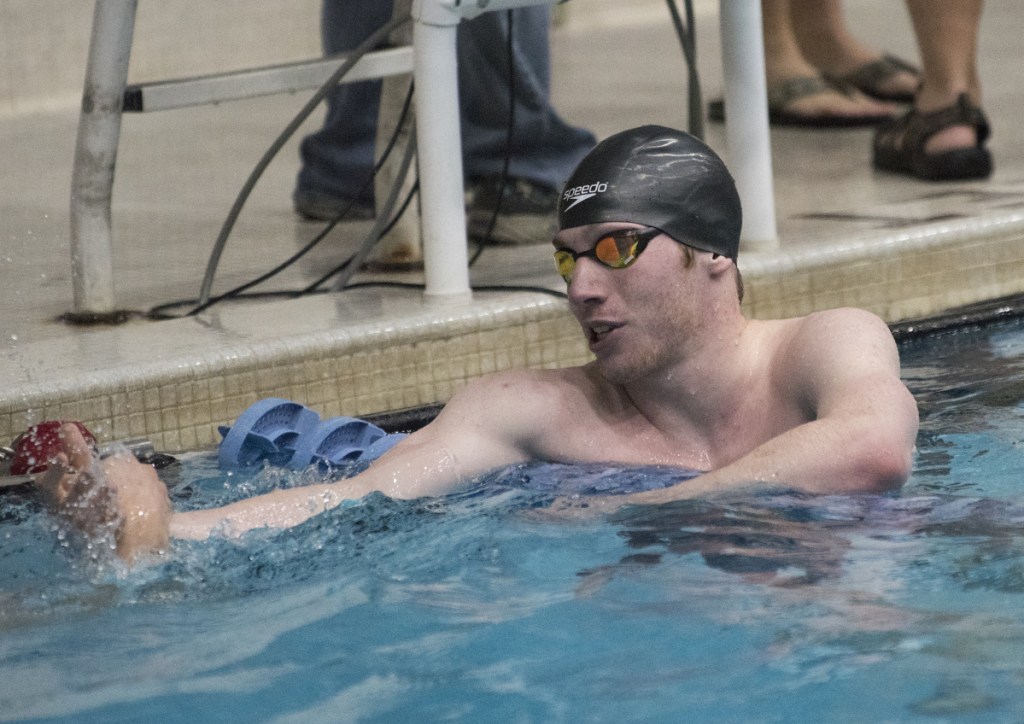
top-left (218, 398), bottom-right (320, 469)
top-left (287, 416), bottom-right (387, 469)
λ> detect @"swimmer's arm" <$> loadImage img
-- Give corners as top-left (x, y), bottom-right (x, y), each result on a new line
top-left (171, 374), bottom-right (538, 540)
top-left (44, 424), bottom-right (474, 552)
top-left (632, 383), bottom-right (916, 502)
top-left (42, 373), bottom-right (535, 559)
top-left (168, 435), bottom-right (466, 540)
top-left (606, 310), bottom-right (919, 506)
top-left (715, 310), bottom-right (918, 495)
top-left (556, 397), bottom-right (916, 516)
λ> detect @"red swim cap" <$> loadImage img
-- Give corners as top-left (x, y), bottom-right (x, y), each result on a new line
top-left (9, 421), bottom-right (96, 476)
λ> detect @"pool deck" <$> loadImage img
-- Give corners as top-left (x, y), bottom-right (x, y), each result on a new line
top-left (3, 0), bottom-right (1024, 451)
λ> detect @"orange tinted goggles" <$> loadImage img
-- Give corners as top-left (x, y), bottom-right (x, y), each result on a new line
top-left (553, 228), bottom-right (660, 283)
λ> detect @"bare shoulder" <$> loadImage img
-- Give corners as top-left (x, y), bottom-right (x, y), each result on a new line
top-left (449, 365), bottom-right (602, 420)
top-left (768, 308), bottom-right (915, 425)
top-left (431, 365), bottom-right (603, 453)
top-left (783, 307), bottom-right (900, 371)
top-left (802, 306), bottom-right (892, 333)
top-left (792, 307), bottom-right (893, 340)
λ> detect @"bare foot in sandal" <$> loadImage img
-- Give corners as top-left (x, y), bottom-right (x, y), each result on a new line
top-left (795, 35), bottom-right (920, 103)
top-left (708, 73), bottom-right (896, 128)
top-left (768, 75), bottom-right (895, 127)
top-left (822, 54), bottom-right (920, 104)
top-left (873, 93), bottom-right (991, 180)
top-left (763, 46), bottom-right (896, 126)
top-left (720, 2), bottom-right (898, 129)
top-left (915, 88), bottom-right (982, 156)
top-left (786, 0), bottom-right (920, 102)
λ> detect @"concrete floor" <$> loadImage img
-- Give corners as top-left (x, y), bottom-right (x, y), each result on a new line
top-left (3, 0), bottom-right (1024, 451)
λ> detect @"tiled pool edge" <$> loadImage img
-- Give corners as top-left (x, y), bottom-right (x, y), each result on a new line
top-left (742, 212), bottom-right (1024, 321)
top-left (5, 211), bottom-right (1024, 451)
top-left (1, 296), bottom-right (590, 452)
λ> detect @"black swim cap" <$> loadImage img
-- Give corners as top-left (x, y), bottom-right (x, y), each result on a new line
top-left (557, 125), bottom-right (742, 259)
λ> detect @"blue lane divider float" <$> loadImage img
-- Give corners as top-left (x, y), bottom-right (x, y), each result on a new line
top-left (289, 416), bottom-right (384, 469)
top-left (217, 398), bottom-right (319, 469)
top-left (217, 398), bottom-right (407, 470)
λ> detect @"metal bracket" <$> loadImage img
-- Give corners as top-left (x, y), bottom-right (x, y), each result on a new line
top-left (123, 47), bottom-right (414, 113)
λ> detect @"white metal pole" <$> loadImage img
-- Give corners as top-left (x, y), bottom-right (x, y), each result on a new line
top-left (69, 0), bottom-right (138, 316)
top-left (411, 0), bottom-right (472, 300)
top-left (720, 0), bottom-right (778, 246)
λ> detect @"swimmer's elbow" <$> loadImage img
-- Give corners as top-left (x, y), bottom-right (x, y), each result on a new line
top-left (871, 402), bottom-right (918, 492)
top-left (862, 445), bottom-right (914, 493)
top-left (824, 415), bottom-right (915, 494)
top-left (846, 427), bottom-right (914, 493)
top-left (848, 396), bottom-right (918, 493)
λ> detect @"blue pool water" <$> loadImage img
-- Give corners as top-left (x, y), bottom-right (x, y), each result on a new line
top-left (4, 320), bottom-right (1024, 722)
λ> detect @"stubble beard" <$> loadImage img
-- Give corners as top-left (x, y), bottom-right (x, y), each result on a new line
top-left (594, 338), bottom-right (669, 387)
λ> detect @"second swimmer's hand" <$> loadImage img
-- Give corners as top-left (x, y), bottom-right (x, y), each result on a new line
top-left (36, 423), bottom-right (172, 564)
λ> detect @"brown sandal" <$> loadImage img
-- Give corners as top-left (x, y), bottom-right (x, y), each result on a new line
top-left (873, 93), bottom-right (992, 181)
top-left (825, 54), bottom-right (920, 103)
top-left (708, 75), bottom-right (894, 128)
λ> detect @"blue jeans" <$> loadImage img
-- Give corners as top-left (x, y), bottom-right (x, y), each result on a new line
top-left (295, 2), bottom-right (595, 204)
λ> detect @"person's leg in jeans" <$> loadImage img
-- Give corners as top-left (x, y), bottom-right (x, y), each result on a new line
top-left (460, 7), bottom-right (596, 243)
top-left (295, 2), bottom-right (595, 242)
top-left (293, 1), bottom-right (389, 220)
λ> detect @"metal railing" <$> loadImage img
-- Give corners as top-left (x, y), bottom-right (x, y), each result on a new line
top-left (68, 0), bottom-right (776, 317)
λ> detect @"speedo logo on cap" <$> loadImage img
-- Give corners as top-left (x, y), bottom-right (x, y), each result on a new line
top-left (562, 181), bottom-right (608, 212)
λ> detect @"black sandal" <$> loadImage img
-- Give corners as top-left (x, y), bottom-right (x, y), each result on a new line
top-left (872, 93), bottom-right (992, 181)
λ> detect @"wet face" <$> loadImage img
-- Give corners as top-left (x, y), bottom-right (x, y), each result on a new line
top-left (553, 223), bottom-right (707, 385)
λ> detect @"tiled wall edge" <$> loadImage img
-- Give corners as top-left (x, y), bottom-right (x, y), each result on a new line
top-left (1, 294), bottom-right (589, 449)
top-left (742, 211), bottom-right (1024, 322)
top-left (742, 209), bottom-right (1024, 279)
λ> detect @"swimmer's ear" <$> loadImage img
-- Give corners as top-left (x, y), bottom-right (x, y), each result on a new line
top-left (706, 252), bottom-right (735, 275)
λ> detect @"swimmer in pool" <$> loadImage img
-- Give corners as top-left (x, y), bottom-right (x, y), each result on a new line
top-left (38, 125), bottom-right (919, 563)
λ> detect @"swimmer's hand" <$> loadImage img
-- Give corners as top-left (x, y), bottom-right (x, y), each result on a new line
top-left (542, 494), bottom-right (628, 520)
top-left (544, 482), bottom-right (707, 521)
top-left (35, 423), bottom-right (171, 564)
